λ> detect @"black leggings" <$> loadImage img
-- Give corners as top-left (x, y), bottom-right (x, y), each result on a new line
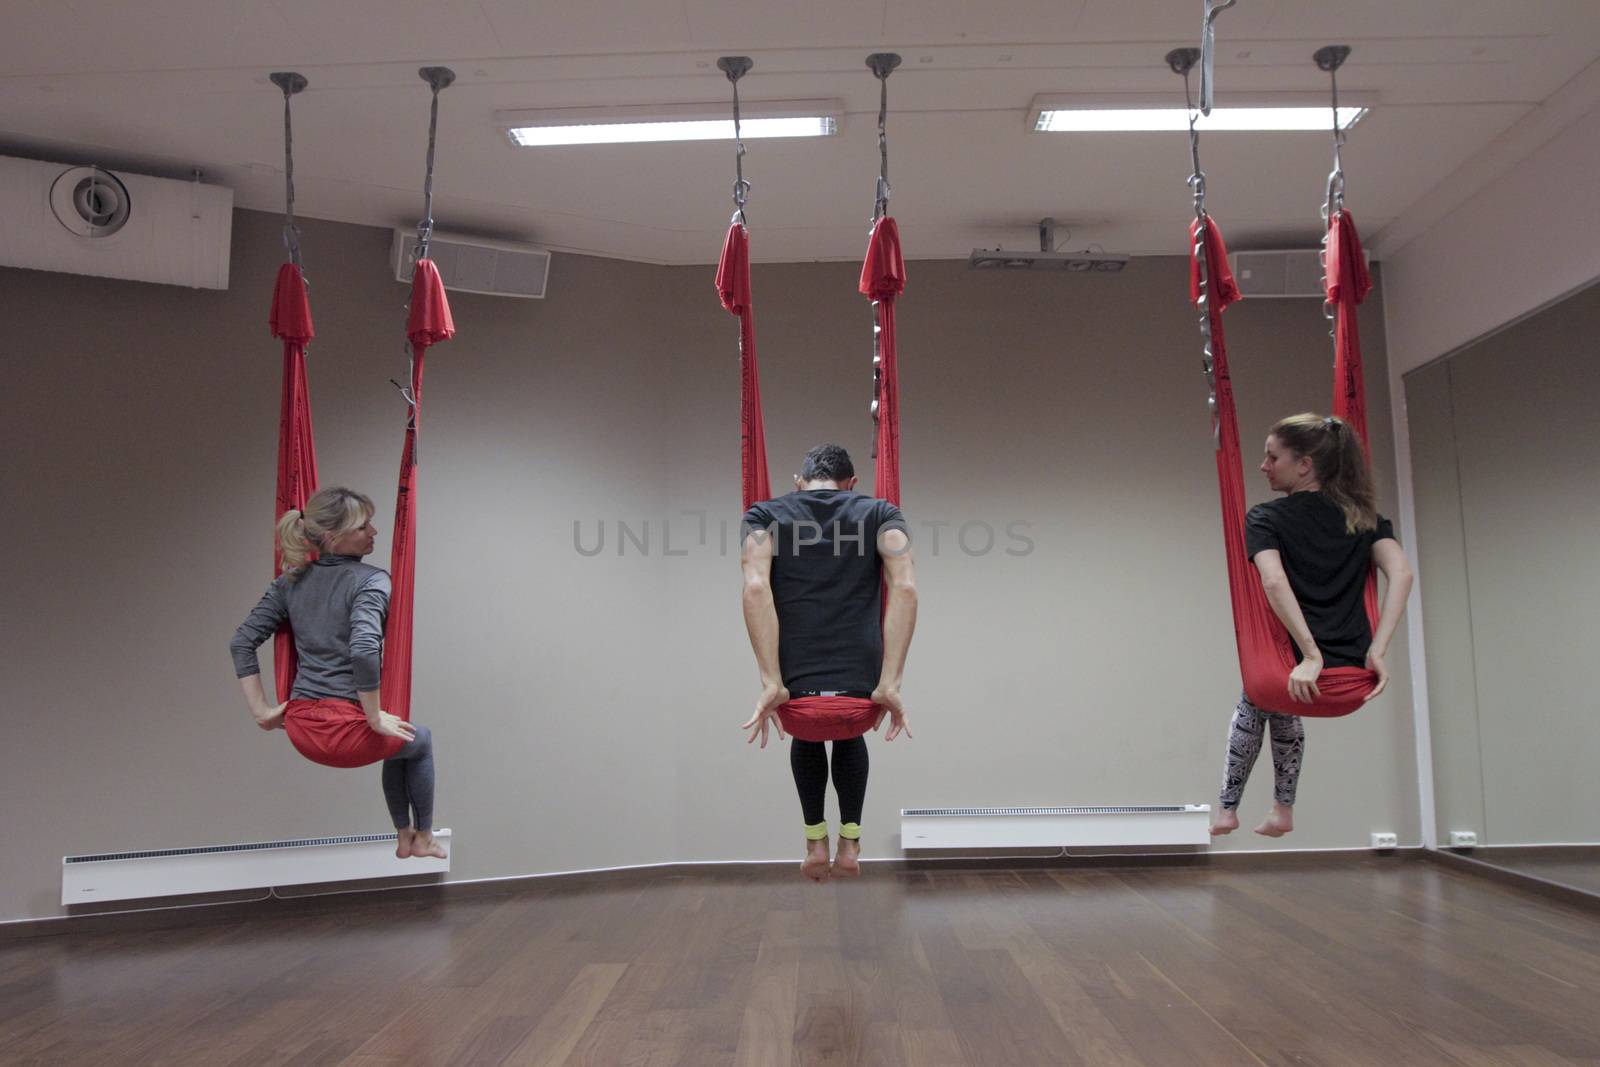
top-left (790, 736), bottom-right (869, 828)
top-left (381, 725), bottom-right (436, 832)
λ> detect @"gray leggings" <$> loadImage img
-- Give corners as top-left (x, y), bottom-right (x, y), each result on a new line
top-left (381, 725), bottom-right (436, 831)
top-left (1219, 694), bottom-right (1304, 810)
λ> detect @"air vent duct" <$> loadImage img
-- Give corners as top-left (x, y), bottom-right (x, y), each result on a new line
top-left (392, 230), bottom-right (550, 299)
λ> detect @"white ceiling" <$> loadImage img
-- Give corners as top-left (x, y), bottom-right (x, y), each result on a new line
top-left (3, 0), bottom-right (1599, 264)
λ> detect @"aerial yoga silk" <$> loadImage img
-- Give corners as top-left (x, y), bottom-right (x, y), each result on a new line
top-left (1193, 211), bottom-right (1379, 718)
top-left (720, 217), bottom-right (906, 742)
top-left (269, 261), bottom-right (318, 702)
top-left (285, 259), bottom-right (454, 769)
top-left (381, 258), bottom-right (455, 726)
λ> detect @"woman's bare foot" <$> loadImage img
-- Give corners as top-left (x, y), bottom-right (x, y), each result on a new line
top-left (1210, 809), bottom-right (1240, 836)
top-left (1254, 803), bottom-right (1294, 838)
top-left (831, 838), bottom-right (862, 878)
top-left (801, 838), bottom-right (831, 883)
top-left (395, 828), bottom-right (415, 858)
top-left (409, 830), bottom-right (448, 859)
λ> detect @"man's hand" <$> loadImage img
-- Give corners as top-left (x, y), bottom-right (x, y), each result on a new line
top-left (872, 685), bottom-right (912, 741)
top-left (1287, 655), bottom-right (1323, 704)
top-left (1363, 651), bottom-right (1390, 702)
top-left (253, 701), bottom-right (288, 732)
top-left (742, 683), bottom-right (790, 748)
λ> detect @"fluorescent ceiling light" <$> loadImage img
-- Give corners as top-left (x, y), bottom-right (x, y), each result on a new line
top-left (496, 101), bottom-right (842, 147)
top-left (508, 117), bottom-right (835, 146)
top-left (1034, 106), bottom-right (1367, 132)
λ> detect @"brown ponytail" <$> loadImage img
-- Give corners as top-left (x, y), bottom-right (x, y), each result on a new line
top-left (1268, 412), bottom-right (1377, 533)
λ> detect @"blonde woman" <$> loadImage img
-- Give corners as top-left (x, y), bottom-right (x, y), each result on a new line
top-left (229, 487), bottom-right (444, 859)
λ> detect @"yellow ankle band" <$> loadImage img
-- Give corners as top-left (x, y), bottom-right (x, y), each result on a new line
top-left (839, 822), bottom-right (861, 840)
top-left (804, 821), bottom-right (828, 841)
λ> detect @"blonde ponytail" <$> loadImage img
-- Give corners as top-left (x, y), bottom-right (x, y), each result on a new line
top-left (274, 487), bottom-right (376, 579)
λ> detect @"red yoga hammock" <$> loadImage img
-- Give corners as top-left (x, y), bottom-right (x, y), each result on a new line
top-left (380, 258), bottom-right (455, 726)
top-left (1191, 211), bottom-right (1379, 718)
top-left (269, 261), bottom-right (318, 702)
top-left (718, 216), bottom-right (907, 742)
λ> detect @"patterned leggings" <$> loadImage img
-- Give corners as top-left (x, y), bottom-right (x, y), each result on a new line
top-left (1218, 693), bottom-right (1304, 810)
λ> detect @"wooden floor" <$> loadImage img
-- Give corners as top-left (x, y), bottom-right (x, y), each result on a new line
top-left (6, 857), bottom-right (1600, 1066)
top-left (1469, 847), bottom-right (1600, 897)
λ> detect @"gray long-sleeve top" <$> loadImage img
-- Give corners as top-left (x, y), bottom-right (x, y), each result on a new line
top-left (229, 555), bottom-right (391, 701)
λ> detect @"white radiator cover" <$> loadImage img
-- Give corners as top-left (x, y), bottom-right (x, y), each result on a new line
top-left (901, 806), bottom-right (1210, 849)
top-left (61, 829), bottom-right (451, 906)
top-left (0, 155), bottom-right (233, 289)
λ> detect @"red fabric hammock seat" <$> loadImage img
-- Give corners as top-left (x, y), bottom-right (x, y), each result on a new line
top-left (1193, 211), bottom-right (1380, 718)
top-left (718, 216), bottom-right (906, 742)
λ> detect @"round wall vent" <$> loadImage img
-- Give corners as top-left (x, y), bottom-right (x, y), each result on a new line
top-left (50, 167), bottom-right (132, 238)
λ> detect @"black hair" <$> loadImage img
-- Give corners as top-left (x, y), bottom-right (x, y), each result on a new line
top-left (799, 443), bottom-right (855, 483)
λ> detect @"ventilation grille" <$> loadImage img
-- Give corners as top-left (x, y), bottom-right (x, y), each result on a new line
top-left (902, 805), bottom-right (1192, 817)
top-left (393, 230), bottom-right (550, 298)
top-left (65, 833), bottom-right (399, 864)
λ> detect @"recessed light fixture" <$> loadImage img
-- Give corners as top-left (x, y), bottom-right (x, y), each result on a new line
top-left (496, 101), bottom-right (842, 147)
top-left (1026, 92), bottom-right (1373, 133)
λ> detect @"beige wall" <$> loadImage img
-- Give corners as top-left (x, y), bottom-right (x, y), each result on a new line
top-left (1405, 280), bottom-right (1600, 846)
top-left (1, 209), bottom-right (1417, 922)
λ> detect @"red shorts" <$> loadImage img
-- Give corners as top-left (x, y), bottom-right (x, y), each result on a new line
top-left (284, 698), bottom-right (405, 769)
top-left (777, 696), bottom-right (880, 742)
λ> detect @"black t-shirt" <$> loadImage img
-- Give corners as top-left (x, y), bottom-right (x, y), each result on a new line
top-left (742, 490), bottom-right (909, 693)
top-left (1245, 491), bottom-right (1396, 668)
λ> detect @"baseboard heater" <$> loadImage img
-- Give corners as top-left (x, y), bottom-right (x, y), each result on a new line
top-left (61, 829), bottom-right (452, 906)
top-left (901, 806), bottom-right (1210, 849)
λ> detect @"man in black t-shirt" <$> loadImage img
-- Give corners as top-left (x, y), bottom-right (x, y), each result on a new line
top-left (740, 444), bottom-right (917, 882)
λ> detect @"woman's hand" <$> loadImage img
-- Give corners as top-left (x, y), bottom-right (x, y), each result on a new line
top-left (368, 710), bottom-right (417, 741)
top-left (253, 701), bottom-right (288, 731)
top-left (1363, 651), bottom-right (1390, 702)
top-left (742, 683), bottom-right (790, 748)
top-left (872, 685), bottom-right (913, 741)
top-left (1287, 655), bottom-right (1323, 704)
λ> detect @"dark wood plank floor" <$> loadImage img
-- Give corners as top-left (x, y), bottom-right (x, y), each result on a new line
top-left (1468, 847), bottom-right (1600, 897)
top-left (5, 858), bottom-right (1600, 1066)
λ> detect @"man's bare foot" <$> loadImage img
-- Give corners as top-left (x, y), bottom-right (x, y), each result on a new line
top-left (395, 828), bottom-right (414, 858)
top-left (409, 830), bottom-right (448, 859)
top-left (801, 838), bottom-right (831, 883)
top-left (1210, 809), bottom-right (1239, 836)
top-left (1254, 804), bottom-right (1294, 838)
top-left (832, 837), bottom-right (861, 878)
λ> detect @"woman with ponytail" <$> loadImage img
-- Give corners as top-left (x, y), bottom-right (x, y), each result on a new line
top-left (229, 487), bottom-right (444, 859)
top-left (1211, 414), bottom-right (1413, 838)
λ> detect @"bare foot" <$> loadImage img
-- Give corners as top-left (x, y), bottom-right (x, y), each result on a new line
top-left (801, 838), bottom-right (831, 883)
top-left (1210, 809), bottom-right (1239, 837)
top-left (831, 838), bottom-right (861, 878)
top-left (409, 831), bottom-right (448, 859)
top-left (395, 828), bottom-right (414, 858)
top-left (1254, 804), bottom-right (1294, 838)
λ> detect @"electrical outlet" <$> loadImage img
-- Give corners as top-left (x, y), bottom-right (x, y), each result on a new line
top-left (1448, 830), bottom-right (1478, 848)
top-left (1370, 832), bottom-right (1398, 850)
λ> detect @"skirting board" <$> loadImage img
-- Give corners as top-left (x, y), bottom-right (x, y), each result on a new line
top-left (62, 829), bottom-right (452, 906)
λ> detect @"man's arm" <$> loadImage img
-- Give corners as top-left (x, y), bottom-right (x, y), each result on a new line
top-left (1253, 549), bottom-right (1323, 703)
top-left (740, 529), bottom-right (787, 745)
top-left (741, 530), bottom-right (781, 687)
top-left (874, 528), bottom-right (917, 739)
top-left (876, 528), bottom-right (917, 693)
